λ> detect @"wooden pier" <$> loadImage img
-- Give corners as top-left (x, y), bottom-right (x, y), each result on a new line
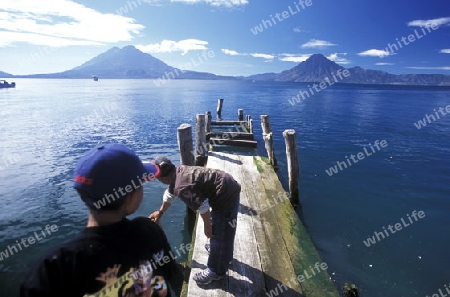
top-left (178, 105), bottom-right (340, 297)
top-left (206, 115), bottom-right (256, 149)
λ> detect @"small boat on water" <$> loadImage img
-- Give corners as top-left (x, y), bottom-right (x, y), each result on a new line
top-left (92, 76), bottom-right (99, 81)
top-left (0, 80), bottom-right (15, 88)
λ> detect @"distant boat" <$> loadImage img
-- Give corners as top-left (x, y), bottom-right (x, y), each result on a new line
top-left (0, 80), bottom-right (15, 88)
top-left (92, 76), bottom-right (99, 81)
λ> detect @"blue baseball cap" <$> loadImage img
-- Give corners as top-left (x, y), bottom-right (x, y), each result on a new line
top-left (73, 144), bottom-right (160, 208)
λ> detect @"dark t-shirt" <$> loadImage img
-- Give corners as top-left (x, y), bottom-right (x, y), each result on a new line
top-left (20, 217), bottom-right (176, 297)
top-left (169, 166), bottom-right (241, 211)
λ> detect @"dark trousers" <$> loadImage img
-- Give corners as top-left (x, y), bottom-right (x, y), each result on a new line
top-left (207, 193), bottom-right (240, 275)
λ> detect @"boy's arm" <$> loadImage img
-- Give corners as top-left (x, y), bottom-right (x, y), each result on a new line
top-left (176, 189), bottom-right (214, 238)
top-left (198, 199), bottom-right (213, 238)
top-left (149, 201), bottom-right (171, 223)
top-left (149, 189), bottom-right (176, 223)
top-left (200, 210), bottom-right (213, 238)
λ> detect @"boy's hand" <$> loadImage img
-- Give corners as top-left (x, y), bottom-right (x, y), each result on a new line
top-left (204, 223), bottom-right (214, 238)
top-left (149, 211), bottom-right (162, 223)
top-left (200, 211), bottom-right (214, 238)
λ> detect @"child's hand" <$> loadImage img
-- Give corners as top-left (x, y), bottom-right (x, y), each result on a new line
top-left (149, 211), bottom-right (162, 223)
top-left (204, 223), bottom-right (214, 238)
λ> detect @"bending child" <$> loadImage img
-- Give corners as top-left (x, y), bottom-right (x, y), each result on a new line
top-left (149, 156), bottom-right (241, 285)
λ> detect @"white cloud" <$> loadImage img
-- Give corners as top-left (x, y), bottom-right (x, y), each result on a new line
top-left (136, 39), bottom-right (208, 55)
top-left (250, 53), bottom-right (275, 60)
top-left (375, 62), bottom-right (394, 66)
top-left (358, 49), bottom-right (392, 58)
top-left (301, 39), bottom-right (337, 49)
top-left (0, 31), bottom-right (103, 47)
top-left (440, 49), bottom-right (450, 54)
top-left (293, 27), bottom-right (302, 33)
top-left (170, 0), bottom-right (248, 7)
top-left (0, 0), bottom-right (144, 47)
top-left (221, 48), bottom-right (243, 56)
top-left (223, 49), bottom-right (346, 63)
top-left (406, 66), bottom-right (450, 70)
top-left (279, 54), bottom-right (312, 63)
top-left (407, 17), bottom-right (450, 27)
top-left (221, 48), bottom-right (274, 60)
top-left (327, 53), bottom-right (351, 65)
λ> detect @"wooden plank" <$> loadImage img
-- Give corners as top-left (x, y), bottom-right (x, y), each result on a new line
top-left (186, 152), bottom-right (340, 297)
top-left (210, 124), bottom-right (251, 134)
top-left (208, 153), bottom-right (302, 295)
top-left (211, 120), bottom-right (248, 126)
top-left (187, 214), bottom-right (233, 297)
top-left (207, 153), bottom-right (267, 297)
top-left (209, 138), bottom-right (257, 148)
top-left (206, 132), bottom-right (254, 141)
top-left (255, 156), bottom-right (340, 297)
top-left (238, 155), bottom-right (304, 296)
top-left (187, 153), bottom-right (266, 297)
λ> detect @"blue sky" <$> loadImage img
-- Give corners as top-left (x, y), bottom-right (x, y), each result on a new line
top-left (1, 0), bottom-right (449, 76)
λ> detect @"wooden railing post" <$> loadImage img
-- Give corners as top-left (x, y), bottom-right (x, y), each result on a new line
top-left (195, 114), bottom-right (207, 166)
top-left (260, 115), bottom-right (277, 168)
top-left (205, 111), bottom-right (212, 133)
top-left (216, 98), bottom-right (224, 120)
top-left (177, 124), bottom-right (195, 166)
top-left (238, 109), bottom-right (244, 121)
top-left (283, 129), bottom-right (300, 206)
top-left (177, 123), bottom-right (196, 235)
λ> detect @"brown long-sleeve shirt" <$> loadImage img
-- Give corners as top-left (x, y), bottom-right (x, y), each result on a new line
top-left (168, 166), bottom-right (241, 211)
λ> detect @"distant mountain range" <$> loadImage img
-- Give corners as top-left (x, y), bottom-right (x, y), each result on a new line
top-left (0, 71), bottom-right (13, 78)
top-left (2, 46), bottom-right (450, 86)
top-left (252, 54), bottom-right (450, 86)
top-left (9, 46), bottom-right (233, 80)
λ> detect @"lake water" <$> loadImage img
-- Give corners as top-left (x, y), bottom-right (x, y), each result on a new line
top-left (0, 79), bottom-right (449, 297)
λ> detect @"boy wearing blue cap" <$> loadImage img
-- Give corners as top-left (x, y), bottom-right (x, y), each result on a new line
top-left (20, 144), bottom-right (176, 297)
top-left (149, 156), bottom-right (241, 285)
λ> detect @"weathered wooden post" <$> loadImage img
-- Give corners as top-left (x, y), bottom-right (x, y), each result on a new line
top-left (177, 124), bottom-right (195, 166)
top-left (283, 129), bottom-right (300, 206)
top-left (246, 115), bottom-right (253, 134)
top-left (177, 123), bottom-right (196, 235)
top-left (195, 114), bottom-right (208, 166)
top-left (260, 115), bottom-right (277, 168)
top-left (238, 109), bottom-right (244, 121)
top-left (205, 111), bottom-right (212, 133)
top-left (216, 98), bottom-right (224, 120)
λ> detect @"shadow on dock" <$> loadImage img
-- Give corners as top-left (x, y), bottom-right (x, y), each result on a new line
top-left (191, 258), bottom-right (305, 296)
top-left (208, 151), bottom-right (243, 165)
